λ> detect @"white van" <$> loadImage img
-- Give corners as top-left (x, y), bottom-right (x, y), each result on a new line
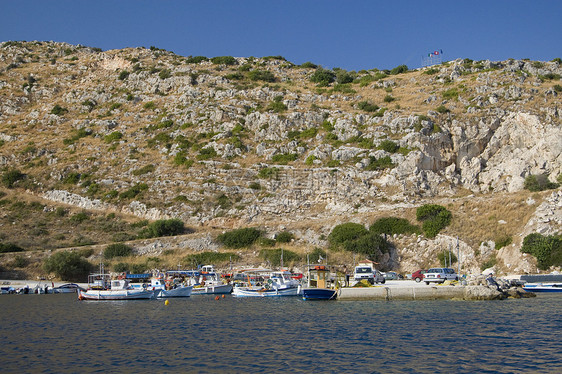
top-left (353, 265), bottom-right (385, 285)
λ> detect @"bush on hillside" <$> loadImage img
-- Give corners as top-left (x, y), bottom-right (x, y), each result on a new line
top-left (43, 251), bottom-right (93, 281)
top-left (370, 217), bottom-right (420, 236)
top-left (275, 231), bottom-right (295, 243)
top-left (103, 243), bottom-right (133, 259)
top-left (139, 219), bottom-right (186, 239)
top-left (416, 204), bottom-right (452, 238)
top-left (217, 227), bottom-right (262, 249)
top-left (328, 223), bottom-right (369, 248)
top-left (248, 70), bottom-right (276, 82)
top-left (0, 242), bottom-right (25, 253)
top-left (378, 140), bottom-right (399, 153)
top-left (521, 233), bottom-right (562, 270)
top-left (524, 173), bottom-right (559, 192)
top-left (308, 247), bottom-right (327, 264)
top-left (211, 56), bottom-right (237, 65)
top-left (390, 64), bottom-right (408, 75)
top-left (343, 232), bottom-right (389, 260)
top-left (2, 169), bottom-right (24, 188)
top-left (186, 56), bottom-right (208, 64)
top-left (309, 68), bottom-right (336, 86)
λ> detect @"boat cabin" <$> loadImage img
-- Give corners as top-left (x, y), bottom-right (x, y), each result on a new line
top-left (308, 266), bottom-right (330, 288)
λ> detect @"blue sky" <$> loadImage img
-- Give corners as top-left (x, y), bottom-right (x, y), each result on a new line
top-left (1, 1), bottom-right (560, 71)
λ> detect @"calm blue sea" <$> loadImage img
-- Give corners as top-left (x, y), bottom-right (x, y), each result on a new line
top-left (0, 293), bottom-right (560, 373)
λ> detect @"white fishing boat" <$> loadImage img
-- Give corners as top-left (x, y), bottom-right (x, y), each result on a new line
top-left (149, 277), bottom-right (193, 298)
top-left (191, 265), bottom-right (233, 295)
top-left (232, 270), bottom-right (301, 297)
top-left (78, 267), bottom-right (156, 301)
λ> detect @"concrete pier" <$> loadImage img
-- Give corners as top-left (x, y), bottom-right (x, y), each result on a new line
top-left (338, 285), bottom-right (467, 300)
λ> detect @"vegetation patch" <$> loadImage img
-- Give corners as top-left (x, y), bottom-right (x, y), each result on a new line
top-left (217, 227), bottom-right (262, 249)
top-left (43, 251), bottom-right (92, 281)
top-left (416, 204), bottom-right (452, 238)
top-left (259, 248), bottom-right (300, 267)
top-left (521, 233), bottom-right (562, 270)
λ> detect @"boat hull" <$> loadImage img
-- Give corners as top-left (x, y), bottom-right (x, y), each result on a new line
top-left (79, 289), bottom-right (156, 300)
top-left (523, 283), bottom-right (562, 293)
top-left (191, 283), bottom-right (233, 295)
top-left (302, 288), bottom-right (338, 300)
top-left (232, 286), bottom-right (300, 297)
top-left (157, 286), bottom-right (193, 298)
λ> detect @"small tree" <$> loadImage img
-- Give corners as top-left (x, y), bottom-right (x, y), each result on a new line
top-left (103, 243), bottom-right (133, 259)
top-left (328, 223), bottom-right (368, 248)
top-left (310, 68), bottom-right (336, 86)
top-left (43, 251), bottom-right (92, 281)
top-left (217, 227), bottom-right (262, 249)
top-left (2, 169), bottom-right (24, 188)
top-left (416, 204), bottom-right (452, 238)
top-left (140, 219), bottom-right (186, 238)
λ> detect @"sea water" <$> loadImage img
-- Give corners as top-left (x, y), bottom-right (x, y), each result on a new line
top-left (0, 293), bottom-right (560, 373)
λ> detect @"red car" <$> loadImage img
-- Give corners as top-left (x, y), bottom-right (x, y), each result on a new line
top-left (411, 269), bottom-right (426, 283)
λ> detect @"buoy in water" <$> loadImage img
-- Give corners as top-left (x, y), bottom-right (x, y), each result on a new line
top-left (222, 294), bottom-right (225, 298)
top-left (215, 296), bottom-right (220, 300)
top-left (164, 299), bottom-right (169, 306)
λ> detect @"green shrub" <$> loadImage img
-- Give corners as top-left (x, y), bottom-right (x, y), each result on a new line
top-left (50, 104), bottom-right (68, 115)
top-left (43, 251), bottom-right (92, 281)
top-left (521, 233), bottom-right (562, 270)
top-left (2, 169), bottom-right (24, 188)
top-left (276, 231), bottom-right (294, 243)
top-left (328, 222), bottom-right (369, 248)
top-left (259, 237), bottom-right (276, 247)
top-left (364, 156), bottom-right (395, 171)
top-left (310, 68), bottom-right (336, 85)
top-left (300, 62), bottom-right (318, 69)
top-left (424, 67), bottom-right (439, 75)
top-left (390, 64), bottom-right (408, 75)
top-left (378, 140), bottom-right (399, 153)
top-left (259, 248), bottom-right (300, 267)
top-left (104, 131), bottom-right (123, 143)
top-left (197, 146), bottom-right (217, 160)
top-left (553, 84), bottom-right (562, 93)
top-left (336, 71), bottom-right (354, 84)
top-left (271, 153), bottom-right (298, 164)
top-left (357, 101), bottom-right (379, 112)
top-left (143, 101), bottom-right (156, 110)
top-left (63, 172), bottom-right (81, 185)
top-left (267, 96), bottom-right (287, 113)
top-left (119, 183), bottom-right (148, 199)
top-left (0, 242), bottom-right (24, 253)
top-left (217, 227), bottom-right (262, 249)
top-left (118, 70), bottom-right (130, 80)
top-left (159, 69), bottom-right (171, 79)
top-left (186, 56), bottom-right (209, 64)
top-left (524, 173), bottom-right (559, 192)
top-left (70, 212), bottom-right (89, 223)
top-left (10, 255), bottom-right (29, 268)
top-left (370, 217), bottom-right (420, 235)
top-left (248, 70), bottom-right (276, 82)
top-left (139, 219), bottom-right (186, 238)
top-left (249, 182), bottom-right (261, 190)
top-left (442, 88), bottom-right (459, 100)
top-left (383, 95), bottom-right (396, 103)
top-left (211, 56), bottom-right (237, 65)
top-left (183, 251), bottom-right (240, 268)
top-left (495, 235), bottom-right (512, 250)
top-left (416, 204), bottom-right (452, 238)
top-left (436, 105), bottom-right (450, 114)
top-left (104, 243), bottom-right (133, 259)
top-left (343, 232), bottom-right (389, 260)
top-left (258, 167), bottom-right (280, 179)
top-left (308, 247), bottom-right (326, 264)
top-left (113, 262), bottom-right (130, 272)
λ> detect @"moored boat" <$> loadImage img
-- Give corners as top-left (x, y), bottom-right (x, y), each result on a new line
top-left (78, 269), bottom-right (156, 300)
top-left (301, 265), bottom-right (338, 301)
top-left (523, 283), bottom-right (562, 293)
top-left (232, 270), bottom-right (301, 297)
top-left (191, 265), bottom-right (233, 295)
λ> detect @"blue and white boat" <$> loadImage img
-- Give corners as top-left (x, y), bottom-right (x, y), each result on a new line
top-left (301, 265), bottom-right (338, 301)
top-left (523, 283), bottom-right (562, 293)
top-left (232, 271), bottom-right (301, 297)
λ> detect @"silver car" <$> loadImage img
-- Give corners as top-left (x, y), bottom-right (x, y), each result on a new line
top-left (424, 268), bottom-right (458, 284)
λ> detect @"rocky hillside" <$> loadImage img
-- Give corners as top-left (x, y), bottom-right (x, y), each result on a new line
top-left (1, 41), bottom-right (561, 277)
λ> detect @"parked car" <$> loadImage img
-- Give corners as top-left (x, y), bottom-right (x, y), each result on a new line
top-left (411, 269), bottom-right (427, 283)
top-left (383, 271), bottom-right (399, 280)
top-left (353, 265), bottom-right (385, 285)
top-left (424, 268), bottom-right (458, 285)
